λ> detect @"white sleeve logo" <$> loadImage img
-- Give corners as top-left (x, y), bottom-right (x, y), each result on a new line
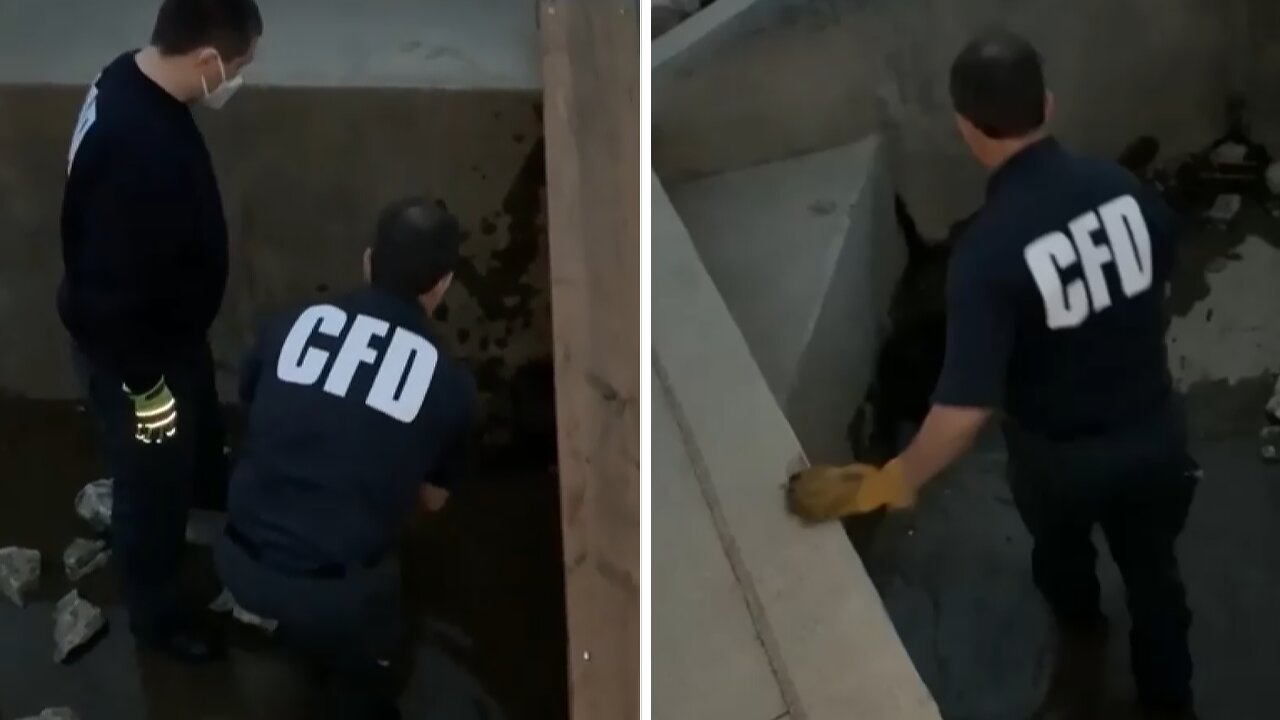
top-left (67, 79), bottom-right (100, 175)
top-left (1024, 194), bottom-right (1154, 330)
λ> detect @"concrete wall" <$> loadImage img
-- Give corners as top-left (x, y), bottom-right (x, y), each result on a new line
top-left (655, 0), bottom-right (1247, 236)
top-left (0, 85), bottom-right (549, 446)
top-left (0, 0), bottom-right (539, 90)
top-left (669, 135), bottom-right (901, 464)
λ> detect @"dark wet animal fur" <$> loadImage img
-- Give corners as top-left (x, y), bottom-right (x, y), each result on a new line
top-left (851, 197), bottom-right (969, 464)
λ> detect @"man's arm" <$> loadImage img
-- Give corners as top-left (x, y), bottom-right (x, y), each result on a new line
top-left (421, 374), bottom-right (479, 513)
top-left (84, 142), bottom-right (191, 391)
top-left (898, 405), bottom-right (993, 490)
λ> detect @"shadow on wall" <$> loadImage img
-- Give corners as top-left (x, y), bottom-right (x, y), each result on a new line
top-left (0, 84), bottom-right (555, 460)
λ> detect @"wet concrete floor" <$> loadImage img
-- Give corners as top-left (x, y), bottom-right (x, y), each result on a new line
top-left (858, 430), bottom-right (1280, 720)
top-left (852, 197), bottom-right (1280, 719)
top-left (0, 397), bottom-right (567, 720)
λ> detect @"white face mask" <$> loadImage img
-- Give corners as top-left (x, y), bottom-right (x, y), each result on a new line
top-left (200, 56), bottom-right (243, 110)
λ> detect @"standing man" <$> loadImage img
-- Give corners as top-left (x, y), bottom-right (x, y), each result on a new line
top-left (215, 197), bottom-right (477, 719)
top-left (59, 0), bottom-right (262, 661)
top-left (787, 29), bottom-right (1198, 719)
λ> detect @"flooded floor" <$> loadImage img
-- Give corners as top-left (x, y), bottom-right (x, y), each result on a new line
top-left (860, 431), bottom-right (1280, 720)
top-left (853, 196), bottom-right (1280, 719)
top-left (0, 397), bottom-right (567, 720)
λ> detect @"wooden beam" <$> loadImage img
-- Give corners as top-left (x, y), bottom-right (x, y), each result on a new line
top-left (538, 2), bottom-right (640, 720)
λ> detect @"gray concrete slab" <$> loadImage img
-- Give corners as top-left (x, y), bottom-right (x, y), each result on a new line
top-left (856, 434), bottom-right (1280, 720)
top-left (0, 0), bottom-right (539, 90)
top-left (653, 371), bottom-right (787, 720)
top-left (654, 173), bottom-right (939, 720)
top-left (653, 0), bottom-right (1247, 237)
top-left (668, 136), bottom-right (902, 464)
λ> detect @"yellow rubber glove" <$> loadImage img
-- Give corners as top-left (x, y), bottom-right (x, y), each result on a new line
top-left (125, 378), bottom-right (178, 444)
top-left (786, 458), bottom-right (915, 522)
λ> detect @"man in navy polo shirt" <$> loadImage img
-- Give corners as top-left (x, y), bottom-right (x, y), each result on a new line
top-left (60, 0), bottom-right (262, 661)
top-left (215, 197), bottom-right (477, 719)
top-left (789, 29), bottom-right (1197, 718)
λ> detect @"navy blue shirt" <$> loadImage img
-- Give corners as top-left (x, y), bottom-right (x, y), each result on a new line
top-left (59, 51), bottom-right (228, 390)
top-left (933, 138), bottom-right (1178, 437)
top-left (229, 287), bottom-right (477, 570)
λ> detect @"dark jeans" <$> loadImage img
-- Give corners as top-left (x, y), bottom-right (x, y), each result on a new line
top-left (71, 342), bottom-right (228, 635)
top-left (214, 533), bottom-right (408, 720)
top-left (1005, 404), bottom-right (1198, 711)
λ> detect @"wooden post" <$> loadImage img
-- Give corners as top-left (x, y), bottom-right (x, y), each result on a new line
top-left (539, 1), bottom-right (640, 720)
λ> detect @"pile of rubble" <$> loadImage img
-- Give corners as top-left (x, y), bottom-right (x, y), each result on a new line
top-left (0, 531), bottom-right (111, 666)
top-left (0, 472), bottom-right (269, 689)
top-left (1119, 97), bottom-right (1280, 227)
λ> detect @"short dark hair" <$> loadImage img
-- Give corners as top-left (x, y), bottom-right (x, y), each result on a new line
top-left (950, 28), bottom-right (1046, 139)
top-left (370, 197), bottom-right (462, 298)
top-left (151, 0), bottom-right (263, 59)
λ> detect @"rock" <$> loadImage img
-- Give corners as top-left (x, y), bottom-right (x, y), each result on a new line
top-left (1210, 142), bottom-right (1249, 165)
top-left (0, 547), bottom-right (41, 607)
top-left (74, 478), bottom-right (113, 533)
top-left (1205, 194), bottom-right (1242, 223)
top-left (16, 708), bottom-right (80, 720)
top-left (53, 590), bottom-right (107, 663)
top-left (62, 539), bottom-right (109, 582)
top-left (208, 588), bottom-right (278, 633)
top-left (77, 478), bottom-right (226, 546)
top-left (1261, 426), bottom-right (1280, 464)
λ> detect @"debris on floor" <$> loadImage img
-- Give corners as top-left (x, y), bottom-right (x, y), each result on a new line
top-left (16, 708), bottom-right (80, 720)
top-left (0, 546), bottom-right (41, 607)
top-left (53, 590), bottom-right (107, 664)
top-left (62, 538), bottom-right (109, 582)
top-left (208, 588), bottom-right (278, 633)
top-left (1261, 427), bottom-right (1280, 464)
top-left (1206, 193), bottom-right (1243, 224)
top-left (73, 478), bottom-right (113, 533)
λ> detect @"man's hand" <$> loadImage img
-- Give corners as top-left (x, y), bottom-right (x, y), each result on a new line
top-left (786, 458), bottom-right (915, 522)
top-left (125, 377), bottom-right (178, 444)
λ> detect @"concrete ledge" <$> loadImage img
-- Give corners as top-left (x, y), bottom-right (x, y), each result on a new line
top-left (0, 0), bottom-right (538, 90)
top-left (653, 0), bottom-right (763, 71)
top-left (669, 137), bottom-right (902, 464)
top-left (653, 173), bottom-right (939, 720)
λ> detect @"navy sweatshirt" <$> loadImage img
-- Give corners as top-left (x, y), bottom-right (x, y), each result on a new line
top-left (59, 51), bottom-right (228, 391)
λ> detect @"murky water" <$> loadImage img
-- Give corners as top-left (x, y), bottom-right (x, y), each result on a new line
top-left (0, 395), bottom-right (567, 720)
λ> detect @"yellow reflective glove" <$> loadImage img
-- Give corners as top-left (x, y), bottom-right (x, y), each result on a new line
top-left (125, 378), bottom-right (178, 444)
top-left (786, 458), bottom-right (915, 522)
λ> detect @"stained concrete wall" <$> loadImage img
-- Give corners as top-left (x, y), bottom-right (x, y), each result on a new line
top-left (0, 0), bottom-right (539, 90)
top-left (655, 0), bottom-right (1248, 236)
top-left (669, 135), bottom-right (901, 464)
top-left (0, 85), bottom-right (549, 445)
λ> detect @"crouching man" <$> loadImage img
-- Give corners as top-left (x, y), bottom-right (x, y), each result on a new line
top-left (215, 197), bottom-right (476, 719)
